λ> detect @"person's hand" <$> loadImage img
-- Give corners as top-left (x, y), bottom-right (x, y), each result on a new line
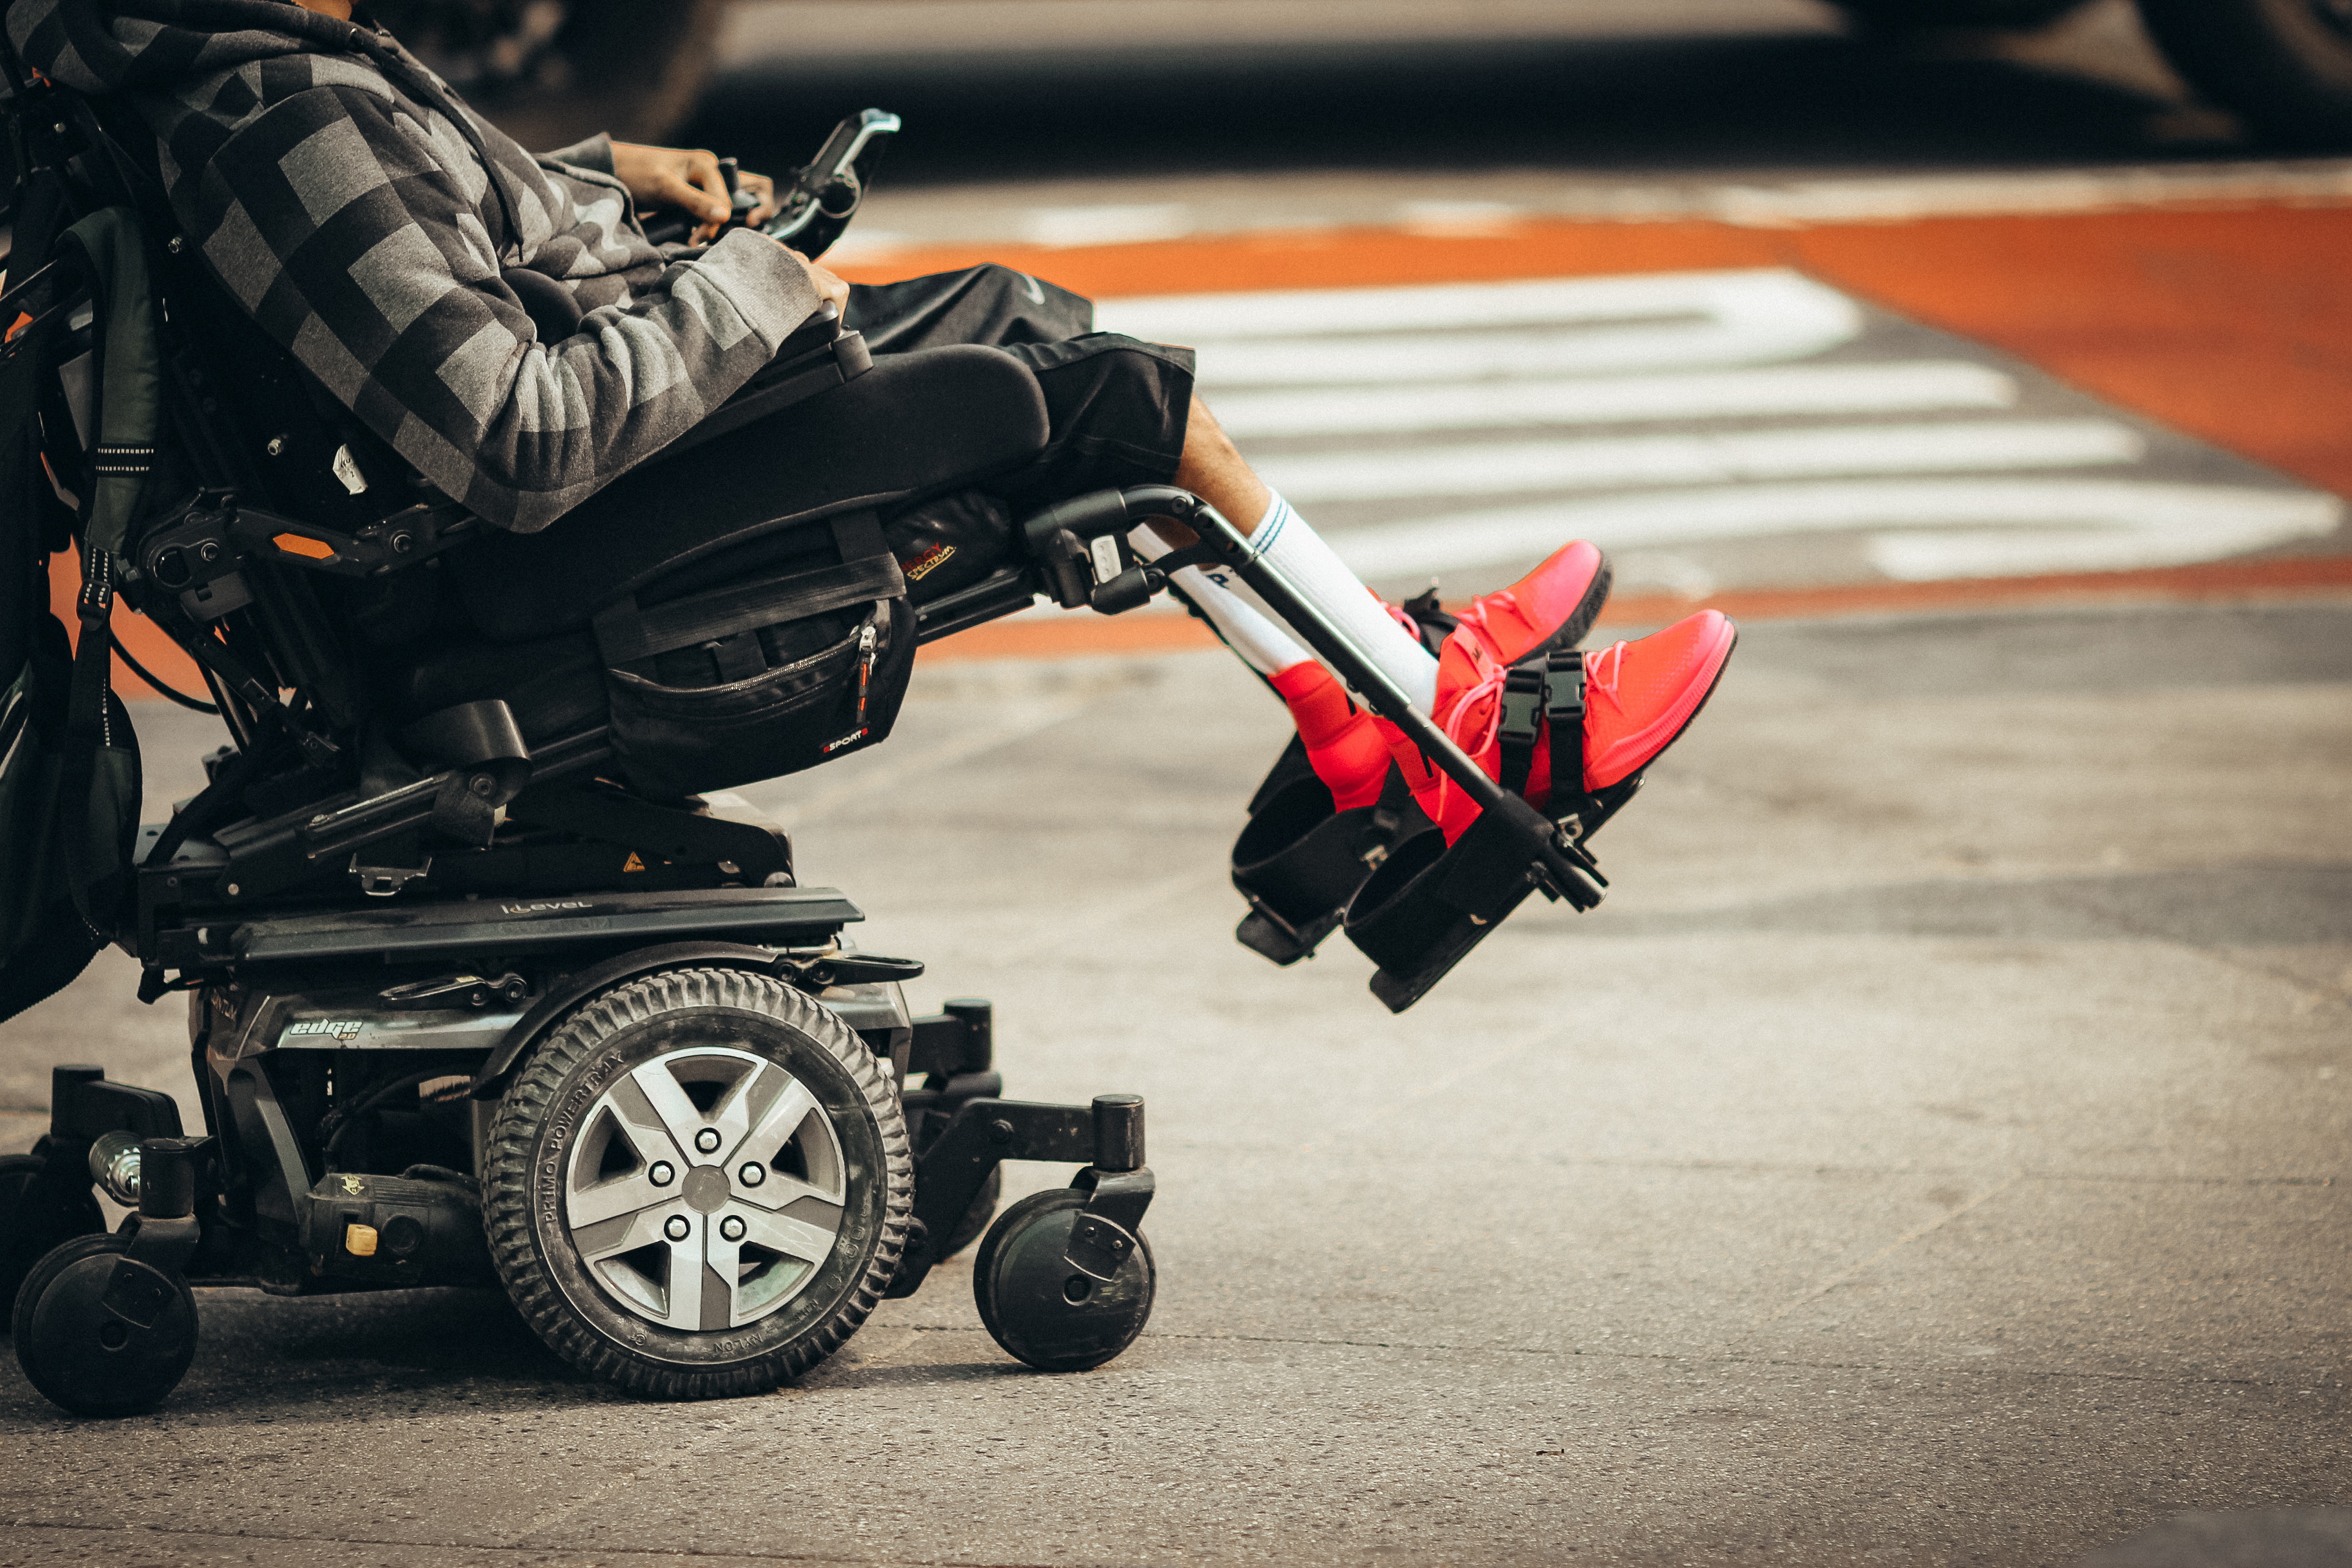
top-left (610, 141), bottom-right (736, 240)
top-left (735, 169), bottom-right (780, 229)
top-left (782, 246), bottom-right (851, 319)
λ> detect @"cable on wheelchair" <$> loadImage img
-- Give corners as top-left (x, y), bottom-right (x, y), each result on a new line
top-left (107, 628), bottom-right (218, 714)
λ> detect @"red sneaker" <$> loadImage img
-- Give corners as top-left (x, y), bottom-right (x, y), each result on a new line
top-left (1450, 540), bottom-right (1612, 666)
top-left (1578, 610), bottom-right (1736, 790)
top-left (1269, 544), bottom-right (1613, 818)
top-left (1417, 609), bottom-right (1736, 838)
top-left (1269, 661), bottom-right (1391, 811)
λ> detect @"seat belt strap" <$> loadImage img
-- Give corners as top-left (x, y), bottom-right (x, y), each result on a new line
top-left (59, 540), bottom-right (118, 937)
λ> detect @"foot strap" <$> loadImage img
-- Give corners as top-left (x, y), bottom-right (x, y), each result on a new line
top-left (1497, 648), bottom-right (1584, 814)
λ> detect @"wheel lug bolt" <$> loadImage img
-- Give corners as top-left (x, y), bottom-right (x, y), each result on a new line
top-left (694, 1128), bottom-right (722, 1153)
top-left (663, 1215), bottom-right (691, 1242)
top-left (648, 1161), bottom-right (675, 1186)
top-left (719, 1215), bottom-right (746, 1242)
top-left (738, 1162), bottom-right (765, 1186)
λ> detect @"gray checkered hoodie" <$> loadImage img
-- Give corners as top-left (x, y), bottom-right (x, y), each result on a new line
top-left (7, 0), bottom-right (822, 531)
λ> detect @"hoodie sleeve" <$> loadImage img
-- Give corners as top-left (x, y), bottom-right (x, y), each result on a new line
top-left (181, 84), bottom-right (819, 532)
top-left (534, 132), bottom-right (616, 177)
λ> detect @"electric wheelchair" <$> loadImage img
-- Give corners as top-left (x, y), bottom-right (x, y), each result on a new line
top-left (0, 69), bottom-right (1615, 1417)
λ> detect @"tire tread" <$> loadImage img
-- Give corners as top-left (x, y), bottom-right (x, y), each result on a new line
top-left (483, 968), bottom-right (911, 1399)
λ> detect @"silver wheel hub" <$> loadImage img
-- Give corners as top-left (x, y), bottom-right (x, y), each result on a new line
top-left (563, 1046), bottom-right (847, 1332)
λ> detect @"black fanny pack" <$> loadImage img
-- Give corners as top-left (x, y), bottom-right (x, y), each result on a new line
top-left (591, 509), bottom-right (917, 798)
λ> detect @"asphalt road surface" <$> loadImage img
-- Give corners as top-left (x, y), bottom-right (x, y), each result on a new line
top-left (6, 599), bottom-right (2351, 1566)
top-left (7, 5), bottom-right (2352, 1565)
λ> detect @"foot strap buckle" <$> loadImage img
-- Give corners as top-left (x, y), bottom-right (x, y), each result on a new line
top-left (1499, 648), bottom-right (1586, 817)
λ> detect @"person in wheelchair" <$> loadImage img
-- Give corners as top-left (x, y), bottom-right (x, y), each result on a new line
top-left (0, 0), bottom-right (1744, 1419)
top-left (9, 0), bottom-right (1733, 857)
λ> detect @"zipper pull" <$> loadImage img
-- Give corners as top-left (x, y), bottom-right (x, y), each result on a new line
top-left (854, 621), bottom-right (877, 724)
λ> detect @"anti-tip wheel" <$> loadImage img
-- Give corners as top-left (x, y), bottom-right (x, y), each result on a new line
top-left (12, 1233), bottom-right (199, 1417)
top-left (0, 1152), bottom-right (105, 1328)
top-left (973, 1188), bottom-right (1155, 1373)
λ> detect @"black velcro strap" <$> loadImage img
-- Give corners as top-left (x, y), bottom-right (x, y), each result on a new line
top-left (831, 507), bottom-right (887, 564)
top-left (1497, 659), bottom-right (1546, 796)
top-left (1543, 648), bottom-right (1585, 811)
top-left (592, 552), bottom-right (904, 666)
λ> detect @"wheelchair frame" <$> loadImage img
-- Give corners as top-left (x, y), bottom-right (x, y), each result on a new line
top-left (0, 52), bottom-right (1605, 1412)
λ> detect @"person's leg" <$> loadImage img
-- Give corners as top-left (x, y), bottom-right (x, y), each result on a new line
top-left (844, 265), bottom-right (1093, 355)
top-left (1160, 395), bottom-right (1441, 711)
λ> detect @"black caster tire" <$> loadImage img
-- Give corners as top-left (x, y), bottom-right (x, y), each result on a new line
top-left (974, 1189), bottom-right (1155, 1373)
top-left (937, 1167), bottom-right (1002, 1262)
top-left (484, 968), bottom-right (912, 1399)
top-left (12, 1233), bottom-right (198, 1417)
top-left (0, 1153), bottom-right (106, 1331)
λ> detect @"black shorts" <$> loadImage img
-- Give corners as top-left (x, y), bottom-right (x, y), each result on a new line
top-left (844, 265), bottom-right (1196, 505)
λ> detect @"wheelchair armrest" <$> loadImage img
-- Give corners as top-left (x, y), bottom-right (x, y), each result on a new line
top-left (658, 304), bottom-right (872, 466)
top-left (772, 301), bottom-right (848, 364)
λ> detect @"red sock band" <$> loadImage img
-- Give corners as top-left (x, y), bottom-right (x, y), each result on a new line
top-left (1271, 662), bottom-right (1391, 812)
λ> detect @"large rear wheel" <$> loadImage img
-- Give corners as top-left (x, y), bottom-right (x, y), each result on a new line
top-left (483, 969), bottom-right (912, 1399)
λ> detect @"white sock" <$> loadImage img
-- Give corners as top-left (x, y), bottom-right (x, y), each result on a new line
top-left (1129, 528), bottom-right (1310, 676)
top-left (1248, 491), bottom-right (1438, 710)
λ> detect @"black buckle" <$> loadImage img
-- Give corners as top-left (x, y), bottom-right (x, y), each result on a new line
top-left (1497, 661), bottom-right (1546, 794)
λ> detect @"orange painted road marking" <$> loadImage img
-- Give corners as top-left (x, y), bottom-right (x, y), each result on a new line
top-left (846, 206), bottom-right (2352, 501)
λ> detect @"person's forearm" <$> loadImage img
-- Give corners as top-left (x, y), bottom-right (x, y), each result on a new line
top-left (408, 233), bottom-right (825, 530)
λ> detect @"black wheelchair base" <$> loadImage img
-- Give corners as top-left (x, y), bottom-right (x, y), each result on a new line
top-left (6, 839), bottom-right (1156, 1410)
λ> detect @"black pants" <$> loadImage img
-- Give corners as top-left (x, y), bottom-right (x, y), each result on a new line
top-left (845, 265), bottom-right (1197, 509)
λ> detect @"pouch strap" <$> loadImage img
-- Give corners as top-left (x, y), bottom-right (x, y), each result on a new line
top-left (591, 509), bottom-right (905, 666)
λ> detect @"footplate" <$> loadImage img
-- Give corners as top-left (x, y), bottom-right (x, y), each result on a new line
top-left (886, 1093), bottom-right (1153, 1298)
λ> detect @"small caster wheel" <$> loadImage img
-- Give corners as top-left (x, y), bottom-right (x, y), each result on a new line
top-left (13, 1233), bottom-right (199, 1416)
top-left (974, 1188), bottom-right (1154, 1373)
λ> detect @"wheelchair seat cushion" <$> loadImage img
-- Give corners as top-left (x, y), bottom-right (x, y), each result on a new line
top-left (451, 345), bottom-right (1050, 644)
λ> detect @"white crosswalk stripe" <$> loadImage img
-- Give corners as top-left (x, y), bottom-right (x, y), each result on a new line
top-left (1207, 361), bottom-right (2019, 439)
top-left (1255, 419), bottom-right (2147, 503)
top-left (1097, 269), bottom-right (2343, 592)
top-left (1333, 480), bottom-right (2346, 582)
